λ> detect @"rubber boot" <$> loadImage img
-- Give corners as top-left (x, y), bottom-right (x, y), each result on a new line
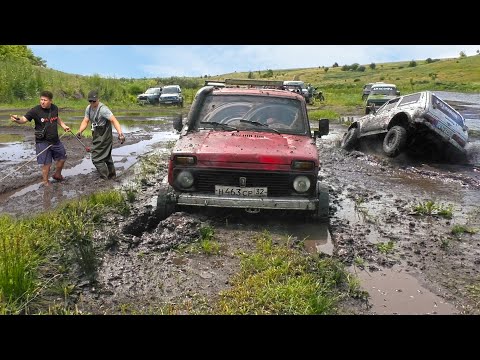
top-left (106, 159), bottom-right (116, 179)
top-left (93, 161), bottom-right (109, 179)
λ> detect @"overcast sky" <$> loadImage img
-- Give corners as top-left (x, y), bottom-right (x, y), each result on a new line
top-left (29, 45), bottom-right (480, 79)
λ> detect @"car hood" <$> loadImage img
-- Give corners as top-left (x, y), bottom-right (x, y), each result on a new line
top-left (368, 94), bottom-right (396, 101)
top-left (173, 131), bottom-right (318, 165)
top-left (138, 93), bottom-right (155, 97)
top-left (160, 93), bottom-right (180, 98)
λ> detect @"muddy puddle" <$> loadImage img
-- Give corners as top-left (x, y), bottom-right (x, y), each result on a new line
top-left (0, 109), bottom-right (181, 215)
top-left (352, 265), bottom-right (458, 314)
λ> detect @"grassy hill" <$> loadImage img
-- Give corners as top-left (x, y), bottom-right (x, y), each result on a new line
top-left (211, 55), bottom-right (480, 118)
top-left (1, 51), bottom-right (479, 120)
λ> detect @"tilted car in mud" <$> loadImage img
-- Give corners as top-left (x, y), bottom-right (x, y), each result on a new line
top-left (156, 78), bottom-right (330, 220)
top-left (341, 91), bottom-right (469, 159)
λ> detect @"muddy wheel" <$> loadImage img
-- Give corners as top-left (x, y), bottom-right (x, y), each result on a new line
top-left (341, 127), bottom-right (359, 151)
top-left (312, 183), bottom-right (329, 221)
top-left (383, 126), bottom-right (407, 157)
top-left (156, 186), bottom-right (176, 220)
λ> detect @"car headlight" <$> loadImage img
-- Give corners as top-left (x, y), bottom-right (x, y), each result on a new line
top-left (174, 156), bottom-right (196, 165)
top-left (293, 175), bottom-right (311, 193)
top-left (176, 170), bottom-right (194, 188)
top-left (291, 160), bottom-right (314, 170)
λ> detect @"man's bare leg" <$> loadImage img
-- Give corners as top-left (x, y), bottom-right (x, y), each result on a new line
top-left (42, 164), bottom-right (51, 186)
top-left (53, 159), bottom-right (66, 179)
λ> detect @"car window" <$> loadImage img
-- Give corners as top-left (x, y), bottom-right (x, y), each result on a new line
top-left (377, 98), bottom-right (400, 114)
top-left (432, 94), bottom-right (465, 127)
top-left (197, 95), bottom-right (306, 134)
top-left (163, 87), bottom-right (180, 94)
top-left (399, 93), bottom-right (421, 107)
top-left (145, 88), bottom-right (160, 94)
top-left (371, 86), bottom-right (397, 96)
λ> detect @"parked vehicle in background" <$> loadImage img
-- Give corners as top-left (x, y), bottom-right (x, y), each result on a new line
top-left (341, 91), bottom-right (469, 161)
top-left (283, 80), bottom-right (311, 103)
top-left (365, 83), bottom-right (400, 114)
top-left (159, 85), bottom-right (183, 107)
top-left (137, 87), bottom-right (162, 105)
top-left (362, 83), bottom-right (374, 100)
top-left (156, 78), bottom-right (331, 221)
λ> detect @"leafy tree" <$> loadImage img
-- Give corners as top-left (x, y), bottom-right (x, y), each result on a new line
top-left (332, 62), bottom-right (339, 68)
top-left (0, 45), bottom-right (46, 67)
top-left (261, 69), bottom-right (273, 78)
top-left (369, 62), bottom-right (376, 70)
top-left (324, 67), bottom-right (329, 73)
top-left (459, 51), bottom-right (467, 58)
top-left (357, 65), bottom-right (366, 72)
top-left (408, 60), bottom-right (417, 67)
top-left (248, 71), bottom-right (254, 79)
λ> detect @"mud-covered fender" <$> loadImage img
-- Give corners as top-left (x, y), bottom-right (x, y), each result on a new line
top-left (386, 111), bottom-right (411, 131)
top-left (347, 121), bottom-right (360, 132)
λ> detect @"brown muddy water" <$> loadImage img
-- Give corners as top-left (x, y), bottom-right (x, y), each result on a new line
top-left (1, 94), bottom-right (479, 315)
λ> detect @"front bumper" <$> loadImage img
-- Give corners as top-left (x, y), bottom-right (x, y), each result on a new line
top-left (176, 193), bottom-right (317, 210)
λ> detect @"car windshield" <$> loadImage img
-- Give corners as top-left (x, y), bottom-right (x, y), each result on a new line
top-left (284, 81), bottom-right (306, 89)
top-left (163, 87), bottom-right (179, 94)
top-left (371, 86), bottom-right (397, 96)
top-left (145, 88), bottom-right (159, 94)
top-left (195, 94), bottom-right (308, 135)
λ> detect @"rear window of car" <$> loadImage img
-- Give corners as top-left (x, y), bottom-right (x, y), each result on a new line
top-left (432, 94), bottom-right (464, 127)
top-left (399, 93), bottom-right (421, 106)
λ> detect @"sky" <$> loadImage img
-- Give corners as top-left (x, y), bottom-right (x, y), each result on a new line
top-left (29, 45), bottom-right (480, 79)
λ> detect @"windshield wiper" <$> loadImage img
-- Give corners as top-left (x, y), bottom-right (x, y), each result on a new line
top-left (240, 119), bottom-right (280, 134)
top-left (200, 121), bottom-right (238, 131)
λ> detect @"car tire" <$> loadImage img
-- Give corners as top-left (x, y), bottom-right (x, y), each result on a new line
top-left (383, 126), bottom-right (407, 157)
top-left (341, 127), bottom-right (359, 151)
top-left (312, 183), bottom-right (329, 221)
top-left (156, 185), bottom-right (176, 220)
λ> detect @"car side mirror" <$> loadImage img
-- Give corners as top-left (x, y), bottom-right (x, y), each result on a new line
top-left (314, 118), bottom-right (329, 138)
top-left (370, 104), bottom-right (376, 114)
top-left (173, 115), bottom-right (183, 132)
top-left (396, 91), bottom-right (401, 96)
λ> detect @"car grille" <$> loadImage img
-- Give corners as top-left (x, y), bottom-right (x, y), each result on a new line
top-left (174, 169), bottom-right (316, 196)
top-left (161, 96), bottom-right (179, 101)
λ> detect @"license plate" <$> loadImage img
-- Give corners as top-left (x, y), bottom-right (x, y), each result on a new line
top-left (215, 185), bottom-right (267, 197)
top-left (164, 101), bottom-right (172, 104)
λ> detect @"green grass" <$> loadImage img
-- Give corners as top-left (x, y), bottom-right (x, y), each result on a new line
top-left (413, 200), bottom-right (454, 219)
top-left (451, 225), bottom-right (477, 236)
top-left (2, 53), bottom-right (480, 116)
top-left (215, 231), bottom-right (365, 314)
top-left (0, 190), bottom-right (129, 314)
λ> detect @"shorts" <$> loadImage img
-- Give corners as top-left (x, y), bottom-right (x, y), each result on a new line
top-left (36, 141), bottom-right (67, 165)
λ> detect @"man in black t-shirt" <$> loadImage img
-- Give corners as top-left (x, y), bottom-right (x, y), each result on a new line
top-left (10, 90), bottom-right (70, 186)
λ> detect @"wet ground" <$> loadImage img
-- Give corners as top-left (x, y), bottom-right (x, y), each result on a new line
top-left (1, 94), bottom-right (479, 314)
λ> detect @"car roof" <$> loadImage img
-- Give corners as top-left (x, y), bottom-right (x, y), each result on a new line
top-left (211, 86), bottom-right (304, 100)
top-left (372, 83), bottom-right (396, 88)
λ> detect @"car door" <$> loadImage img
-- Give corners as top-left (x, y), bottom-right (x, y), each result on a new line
top-left (361, 98), bottom-right (399, 134)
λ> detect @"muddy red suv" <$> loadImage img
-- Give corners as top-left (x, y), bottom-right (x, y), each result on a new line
top-left (156, 79), bottom-right (330, 220)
